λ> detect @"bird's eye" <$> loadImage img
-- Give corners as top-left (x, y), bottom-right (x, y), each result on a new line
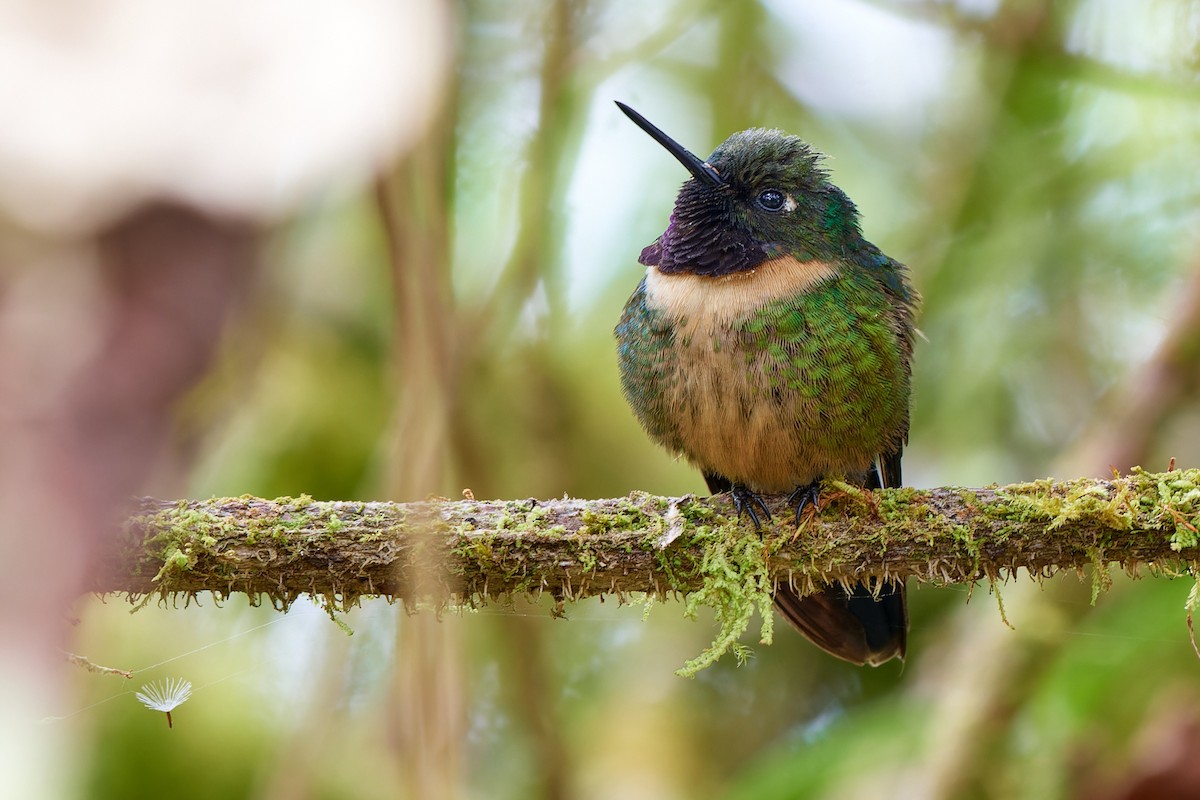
top-left (757, 189), bottom-right (786, 212)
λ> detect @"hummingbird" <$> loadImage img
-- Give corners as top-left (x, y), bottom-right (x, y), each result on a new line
top-left (613, 101), bottom-right (915, 666)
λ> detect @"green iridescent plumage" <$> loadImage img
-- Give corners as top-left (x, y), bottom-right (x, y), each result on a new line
top-left (618, 267), bottom-right (911, 492)
top-left (613, 103), bottom-right (917, 666)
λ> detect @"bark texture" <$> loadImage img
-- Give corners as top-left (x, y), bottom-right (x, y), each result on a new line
top-left (98, 469), bottom-right (1200, 610)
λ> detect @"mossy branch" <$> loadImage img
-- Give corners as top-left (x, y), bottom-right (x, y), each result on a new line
top-left (101, 469), bottom-right (1200, 610)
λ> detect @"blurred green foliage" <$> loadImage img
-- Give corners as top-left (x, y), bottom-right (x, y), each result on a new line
top-left (68, 0), bottom-right (1200, 798)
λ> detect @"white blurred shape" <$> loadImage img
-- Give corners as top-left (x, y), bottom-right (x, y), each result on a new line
top-left (762, 0), bottom-right (953, 125)
top-left (0, 0), bottom-right (451, 231)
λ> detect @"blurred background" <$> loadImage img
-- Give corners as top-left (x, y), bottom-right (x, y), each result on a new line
top-left (4, 0), bottom-right (1200, 798)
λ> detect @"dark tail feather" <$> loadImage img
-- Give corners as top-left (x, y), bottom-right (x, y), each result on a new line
top-left (773, 581), bottom-right (907, 666)
top-left (702, 469), bottom-right (908, 666)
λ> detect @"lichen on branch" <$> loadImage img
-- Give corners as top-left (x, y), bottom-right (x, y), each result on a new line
top-left (97, 469), bottom-right (1200, 673)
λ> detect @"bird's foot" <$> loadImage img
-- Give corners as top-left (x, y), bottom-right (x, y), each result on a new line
top-left (787, 480), bottom-right (821, 527)
top-left (730, 484), bottom-right (773, 530)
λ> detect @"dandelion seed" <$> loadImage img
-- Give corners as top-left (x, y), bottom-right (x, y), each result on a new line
top-left (135, 678), bottom-right (192, 729)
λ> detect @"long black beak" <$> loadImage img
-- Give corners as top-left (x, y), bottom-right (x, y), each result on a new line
top-left (615, 101), bottom-right (724, 187)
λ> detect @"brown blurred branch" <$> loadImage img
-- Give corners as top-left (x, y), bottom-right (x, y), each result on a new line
top-left (469, 0), bottom-right (578, 343)
top-left (1064, 262), bottom-right (1200, 476)
top-left (0, 201), bottom-right (255, 657)
top-left (375, 91), bottom-right (465, 800)
top-left (868, 0), bottom-right (1200, 100)
top-left (99, 472), bottom-right (1200, 606)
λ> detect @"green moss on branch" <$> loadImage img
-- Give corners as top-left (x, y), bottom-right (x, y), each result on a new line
top-left (98, 470), bottom-right (1200, 670)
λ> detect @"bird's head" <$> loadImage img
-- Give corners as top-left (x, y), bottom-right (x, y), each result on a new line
top-left (617, 102), bottom-right (863, 276)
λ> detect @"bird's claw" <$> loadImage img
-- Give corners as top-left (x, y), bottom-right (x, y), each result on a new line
top-left (787, 480), bottom-right (821, 527)
top-left (731, 484), bottom-right (773, 529)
